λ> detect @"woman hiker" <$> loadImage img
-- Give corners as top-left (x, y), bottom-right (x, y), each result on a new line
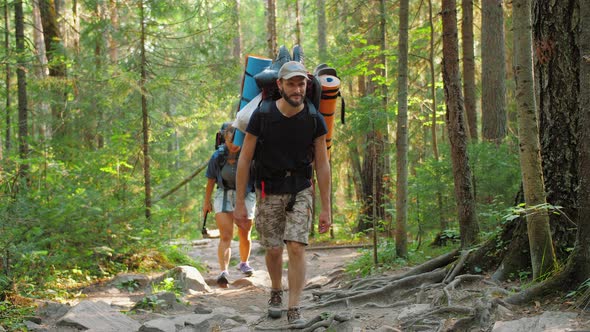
top-left (202, 122), bottom-right (257, 287)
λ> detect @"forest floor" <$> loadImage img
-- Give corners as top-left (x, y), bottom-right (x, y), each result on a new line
top-left (31, 237), bottom-right (590, 331)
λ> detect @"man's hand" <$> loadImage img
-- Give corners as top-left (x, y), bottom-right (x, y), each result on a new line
top-left (233, 202), bottom-right (249, 230)
top-left (318, 208), bottom-right (331, 234)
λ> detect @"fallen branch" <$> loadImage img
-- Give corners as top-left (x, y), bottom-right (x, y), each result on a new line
top-left (153, 161), bottom-right (208, 203)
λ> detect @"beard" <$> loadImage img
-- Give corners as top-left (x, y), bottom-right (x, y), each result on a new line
top-left (279, 88), bottom-right (304, 107)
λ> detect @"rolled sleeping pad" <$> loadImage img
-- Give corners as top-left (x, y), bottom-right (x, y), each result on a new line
top-left (239, 55), bottom-right (272, 111)
top-left (234, 55), bottom-right (272, 146)
top-left (318, 75), bottom-right (341, 157)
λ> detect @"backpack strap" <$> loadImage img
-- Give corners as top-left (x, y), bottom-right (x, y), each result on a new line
top-left (255, 99), bottom-right (317, 200)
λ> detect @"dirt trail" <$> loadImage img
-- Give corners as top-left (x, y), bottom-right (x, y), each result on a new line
top-left (38, 238), bottom-right (590, 331)
top-left (183, 238), bottom-right (366, 329)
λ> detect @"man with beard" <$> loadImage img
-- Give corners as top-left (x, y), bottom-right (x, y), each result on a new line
top-left (233, 61), bottom-right (331, 325)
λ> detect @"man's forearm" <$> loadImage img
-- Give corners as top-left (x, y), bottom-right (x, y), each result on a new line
top-left (316, 163), bottom-right (331, 209)
top-left (235, 160), bottom-right (249, 204)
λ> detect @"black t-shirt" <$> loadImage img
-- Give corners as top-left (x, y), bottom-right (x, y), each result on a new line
top-left (246, 101), bottom-right (328, 194)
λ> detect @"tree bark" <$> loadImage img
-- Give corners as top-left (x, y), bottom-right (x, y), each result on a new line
top-left (504, 1), bottom-right (585, 301)
top-left (294, 0), bottom-right (302, 46)
top-left (232, 0), bottom-right (242, 60)
top-left (573, 0), bottom-right (590, 283)
top-left (395, 0), bottom-right (409, 258)
top-left (513, 0), bottom-right (557, 280)
top-left (139, 0), bottom-right (151, 220)
top-left (38, 0), bottom-right (66, 78)
top-left (108, 0), bottom-right (119, 64)
top-left (317, 0), bottom-right (327, 63)
top-left (481, 0), bottom-right (507, 143)
top-left (38, 0), bottom-right (68, 140)
top-left (533, 0), bottom-right (579, 259)
top-left (15, 0), bottom-right (29, 181)
top-left (4, 0), bottom-right (10, 154)
top-left (428, 0), bottom-right (439, 162)
top-left (441, 0), bottom-right (479, 247)
top-left (266, 0), bottom-right (277, 59)
top-left (461, 0), bottom-right (477, 141)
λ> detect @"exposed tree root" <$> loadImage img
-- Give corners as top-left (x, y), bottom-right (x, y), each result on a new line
top-left (359, 300), bottom-right (414, 309)
top-left (297, 248), bottom-right (559, 332)
top-left (311, 249), bottom-right (459, 300)
top-left (309, 268), bottom-right (447, 309)
top-left (443, 250), bottom-right (471, 283)
top-left (253, 312), bottom-right (351, 331)
top-left (505, 266), bottom-right (573, 305)
top-left (402, 305), bottom-right (473, 330)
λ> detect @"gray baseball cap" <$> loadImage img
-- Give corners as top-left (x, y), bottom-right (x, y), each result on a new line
top-left (278, 61), bottom-right (308, 80)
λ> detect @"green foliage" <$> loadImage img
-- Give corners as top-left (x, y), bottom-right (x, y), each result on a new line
top-left (345, 240), bottom-right (457, 277)
top-left (135, 294), bottom-right (167, 311)
top-left (408, 141), bottom-right (521, 240)
top-left (152, 277), bottom-right (182, 296)
top-left (159, 245), bottom-right (204, 272)
top-left (566, 278), bottom-right (590, 311)
top-left (0, 298), bottom-right (35, 331)
top-left (116, 279), bottom-right (141, 293)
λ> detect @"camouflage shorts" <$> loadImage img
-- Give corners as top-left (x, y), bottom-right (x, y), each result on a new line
top-left (254, 186), bottom-right (313, 248)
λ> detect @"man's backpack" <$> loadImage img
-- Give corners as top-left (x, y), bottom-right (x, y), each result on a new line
top-left (253, 45), bottom-right (344, 156)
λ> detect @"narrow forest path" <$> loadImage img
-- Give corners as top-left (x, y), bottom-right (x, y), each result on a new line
top-left (29, 238), bottom-right (590, 331)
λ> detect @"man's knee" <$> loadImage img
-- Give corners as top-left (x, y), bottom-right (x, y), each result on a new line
top-left (266, 246), bottom-right (283, 258)
top-left (286, 241), bottom-right (305, 257)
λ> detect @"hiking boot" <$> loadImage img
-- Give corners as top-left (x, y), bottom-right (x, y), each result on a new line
top-left (287, 307), bottom-right (306, 325)
top-left (267, 289), bottom-right (283, 318)
top-left (237, 262), bottom-right (254, 277)
top-left (216, 271), bottom-right (229, 288)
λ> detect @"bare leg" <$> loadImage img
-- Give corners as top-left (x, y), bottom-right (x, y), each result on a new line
top-left (216, 212), bottom-right (234, 272)
top-left (236, 219), bottom-right (253, 262)
top-left (266, 246), bottom-right (284, 290)
top-left (285, 241), bottom-right (306, 308)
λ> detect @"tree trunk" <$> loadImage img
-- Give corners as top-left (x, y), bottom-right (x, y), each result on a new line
top-left (428, 0), bottom-right (446, 232)
top-left (533, 0), bottom-right (579, 260)
top-left (266, 0), bottom-right (277, 59)
top-left (513, 0), bottom-right (557, 280)
top-left (4, 0), bottom-right (10, 154)
top-left (503, 0), bottom-right (586, 304)
top-left (71, 0), bottom-right (79, 55)
top-left (317, 0), bottom-right (327, 63)
top-left (379, 0), bottom-right (392, 232)
top-left (38, 0), bottom-right (65, 78)
top-left (461, 0), bottom-right (477, 141)
top-left (395, 0), bottom-right (409, 258)
top-left (15, 0), bottom-right (29, 181)
top-left (481, 0), bottom-right (507, 143)
top-left (428, 0), bottom-right (439, 162)
top-left (232, 0), bottom-right (241, 60)
top-left (441, 0), bottom-right (479, 247)
top-left (108, 0), bottom-right (118, 64)
top-left (572, 0), bottom-right (590, 283)
top-left (294, 0), bottom-right (302, 46)
top-left (356, 4), bottom-right (390, 233)
top-left (139, 0), bottom-right (151, 220)
top-left (38, 0), bottom-right (68, 140)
